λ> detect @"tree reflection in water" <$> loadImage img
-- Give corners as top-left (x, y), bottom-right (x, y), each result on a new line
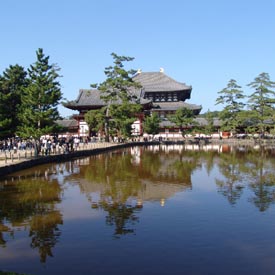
top-left (72, 145), bottom-right (201, 237)
top-left (215, 150), bottom-right (246, 205)
top-left (29, 210), bottom-right (63, 262)
top-left (0, 167), bottom-right (64, 262)
top-left (2, 144), bottom-right (275, 263)
top-left (215, 145), bottom-right (275, 210)
top-left (95, 201), bottom-right (142, 238)
top-left (245, 148), bottom-right (275, 212)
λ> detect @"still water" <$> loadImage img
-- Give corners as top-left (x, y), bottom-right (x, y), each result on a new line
top-left (1, 144), bottom-right (275, 274)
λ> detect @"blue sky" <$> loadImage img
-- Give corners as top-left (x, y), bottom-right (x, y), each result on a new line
top-left (1, 0), bottom-right (275, 117)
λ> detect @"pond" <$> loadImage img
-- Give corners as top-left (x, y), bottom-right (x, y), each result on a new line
top-left (1, 144), bottom-right (275, 275)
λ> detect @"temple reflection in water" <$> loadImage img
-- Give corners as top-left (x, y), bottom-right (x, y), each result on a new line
top-left (1, 144), bottom-right (275, 274)
top-left (68, 145), bottom-right (198, 208)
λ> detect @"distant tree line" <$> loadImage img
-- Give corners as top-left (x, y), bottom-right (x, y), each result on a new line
top-left (212, 73), bottom-right (275, 136)
top-left (0, 48), bottom-right (62, 140)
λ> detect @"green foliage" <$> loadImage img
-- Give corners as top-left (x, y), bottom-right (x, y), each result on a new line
top-left (0, 65), bottom-right (28, 138)
top-left (247, 72), bottom-right (275, 134)
top-left (168, 107), bottom-right (197, 135)
top-left (201, 110), bottom-right (216, 134)
top-left (109, 103), bottom-right (142, 137)
top-left (84, 109), bottom-right (105, 136)
top-left (216, 79), bottom-right (245, 133)
top-left (96, 52), bottom-right (142, 104)
top-left (91, 53), bottom-right (142, 140)
top-left (143, 113), bottom-right (161, 135)
top-left (17, 48), bottom-right (62, 138)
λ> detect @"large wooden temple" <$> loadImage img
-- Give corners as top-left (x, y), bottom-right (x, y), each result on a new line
top-left (64, 69), bottom-right (202, 137)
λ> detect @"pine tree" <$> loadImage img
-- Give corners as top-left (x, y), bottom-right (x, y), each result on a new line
top-left (84, 109), bottom-right (105, 136)
top-left (17, 48), bottom-right (62, 139)
top-left (215, 79), bottom-right (245, 134)
top-left (247, 72), bottom-right (275, 136)
top-left (93, 53), bottom-right (142, 141)
top-left (109, 102), bottom-right (142, 138)
top-left (143, 113), bottom-right (161, 136)
top-left (0, 65), bottom-right (28, 138)
top-left (168, 107), bottom-right (197, 136)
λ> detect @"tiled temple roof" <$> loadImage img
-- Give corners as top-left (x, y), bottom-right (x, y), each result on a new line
top-left (159, 117), bottom-right (221, 128)
top-left (133, 71), bottom-right (191, 92)
top-left (65, 88), bottom-right (151, 110)
top-left (55, 119), bottom-right (78, 128)
top-left (75, 89), bottom-right (105, 107)
top-left (195, 117), bottom-right (221, 127)
top-left (64, 71), bottom-right (198, 112)
top-left (152, 102), bottom-right (202, 112)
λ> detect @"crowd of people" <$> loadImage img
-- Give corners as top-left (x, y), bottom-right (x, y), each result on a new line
top-left (0, 138), bottom-right (34, 152)
top-left (0, 136), bottom-right (90, 155)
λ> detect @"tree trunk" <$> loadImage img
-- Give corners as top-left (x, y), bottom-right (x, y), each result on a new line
top-left (105, 106), bottom-right (110, 142)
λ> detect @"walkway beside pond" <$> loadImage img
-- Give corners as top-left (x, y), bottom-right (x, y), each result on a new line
top-left (0, 141), bottom-right (132, 177)
top-left (0, 142), bottom-right (112, 166)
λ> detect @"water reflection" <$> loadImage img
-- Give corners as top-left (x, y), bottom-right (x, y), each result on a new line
top-left (66, 146), bottom-right (199, 237)
top-left (214, 146), bottom-right (275, 210)
top-left (245, 149), bottom-right (275, 211)
top-left (215, 150), bottom-right (246, 205)
top-left (0, 168), bottom-right (63, 262)
top-left (1, 144), bottom-right (275, 268)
